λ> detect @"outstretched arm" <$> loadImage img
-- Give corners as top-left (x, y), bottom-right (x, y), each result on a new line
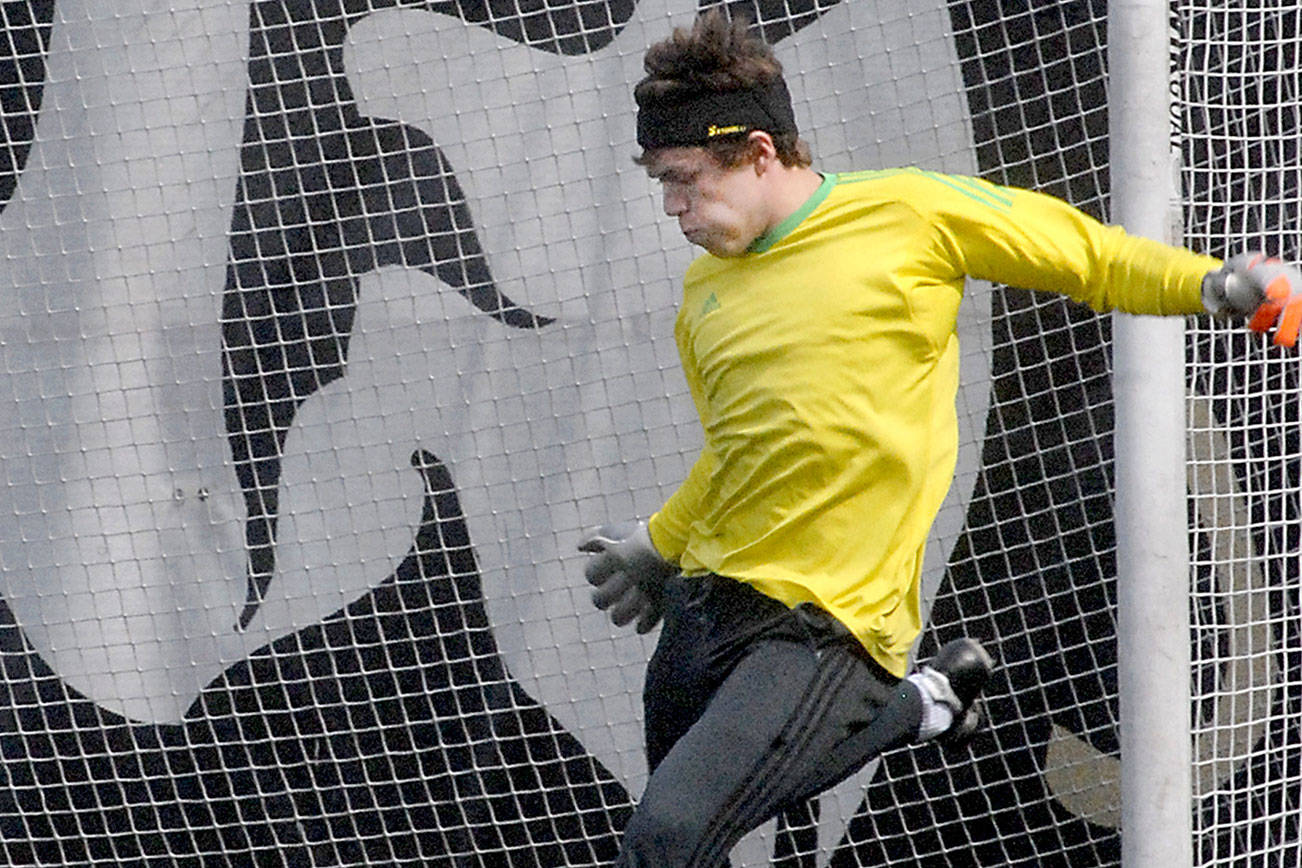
top-left (913, 175), bottom-right (1211, 316)
top-left (909, 171), bottom-right (1302, 347)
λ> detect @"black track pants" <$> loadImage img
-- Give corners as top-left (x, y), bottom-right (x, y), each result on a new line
top-left (616, 575), bottom-right (924, 868)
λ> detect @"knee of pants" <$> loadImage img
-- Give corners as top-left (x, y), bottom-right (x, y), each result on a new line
top-left (618, 800), bottom-right (722, 868)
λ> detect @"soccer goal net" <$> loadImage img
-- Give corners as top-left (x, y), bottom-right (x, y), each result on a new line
top-left (0, 0), bottom-right (1296, 865)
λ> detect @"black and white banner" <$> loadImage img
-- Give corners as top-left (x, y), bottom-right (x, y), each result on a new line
top-left (0, 1), bottom-right (1297, 865)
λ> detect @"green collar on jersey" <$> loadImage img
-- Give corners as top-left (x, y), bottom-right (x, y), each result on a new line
top-left (746, 172), bottom-right (837, 254)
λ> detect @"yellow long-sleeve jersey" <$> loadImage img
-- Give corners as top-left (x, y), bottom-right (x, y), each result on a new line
top-left (646, 167), bottom-right (1219, 677)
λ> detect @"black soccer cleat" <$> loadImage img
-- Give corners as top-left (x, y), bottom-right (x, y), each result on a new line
top-left (917, 638), bottom-right (994, 749)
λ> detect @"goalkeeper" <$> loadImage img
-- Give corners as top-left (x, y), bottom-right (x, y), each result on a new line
top-left (579, 10), bottom-right (1302, 867)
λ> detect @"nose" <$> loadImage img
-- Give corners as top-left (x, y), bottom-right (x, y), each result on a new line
top-left (663, 187), bottom-right (688, 217)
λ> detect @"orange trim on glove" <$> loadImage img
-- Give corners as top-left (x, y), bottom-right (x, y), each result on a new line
top-left (1247, 260), bottom-right (1302, 347)
top-left (1273, 293), bottom-right (1302, 347)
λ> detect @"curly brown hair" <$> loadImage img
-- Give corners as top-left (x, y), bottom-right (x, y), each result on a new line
top-left (633, 10), bottom-right (811, 168)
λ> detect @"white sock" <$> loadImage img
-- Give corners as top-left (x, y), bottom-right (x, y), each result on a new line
top-left (906, 670), bottom-right (956, 740)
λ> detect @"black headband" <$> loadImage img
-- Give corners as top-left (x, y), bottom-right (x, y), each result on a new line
top-left (635, 78), bottom-right (798, 150)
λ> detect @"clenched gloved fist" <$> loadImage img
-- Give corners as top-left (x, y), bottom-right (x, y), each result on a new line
top-left (578, 520), bottom-right (676, 634)
top-left (1203, 252), bottom-right (1302, 347)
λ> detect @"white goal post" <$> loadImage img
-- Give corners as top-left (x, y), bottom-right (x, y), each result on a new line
top-left (1110, 0), bottom-right (1193, 864)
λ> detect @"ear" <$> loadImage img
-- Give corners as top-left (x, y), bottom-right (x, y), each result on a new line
top-left (747, 130), bottom-right (779, 173)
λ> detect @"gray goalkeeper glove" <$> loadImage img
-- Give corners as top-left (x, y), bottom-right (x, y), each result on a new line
top-left (577, 520), bottom-right (676, 634)
top-left (1203, 252), bottom-right (1302, 347)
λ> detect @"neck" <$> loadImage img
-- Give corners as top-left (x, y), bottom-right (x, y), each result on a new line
top-left (762, 165), bottom-right (824, 234)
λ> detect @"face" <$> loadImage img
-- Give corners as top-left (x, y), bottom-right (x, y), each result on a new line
top-left (644, 147), bottom-right (770, 258)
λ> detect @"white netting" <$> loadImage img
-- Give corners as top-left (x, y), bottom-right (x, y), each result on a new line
top-left (0, 0), bottom-right (1295, 865)
top-left (1180, 3), bottom-right (1302, 866)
